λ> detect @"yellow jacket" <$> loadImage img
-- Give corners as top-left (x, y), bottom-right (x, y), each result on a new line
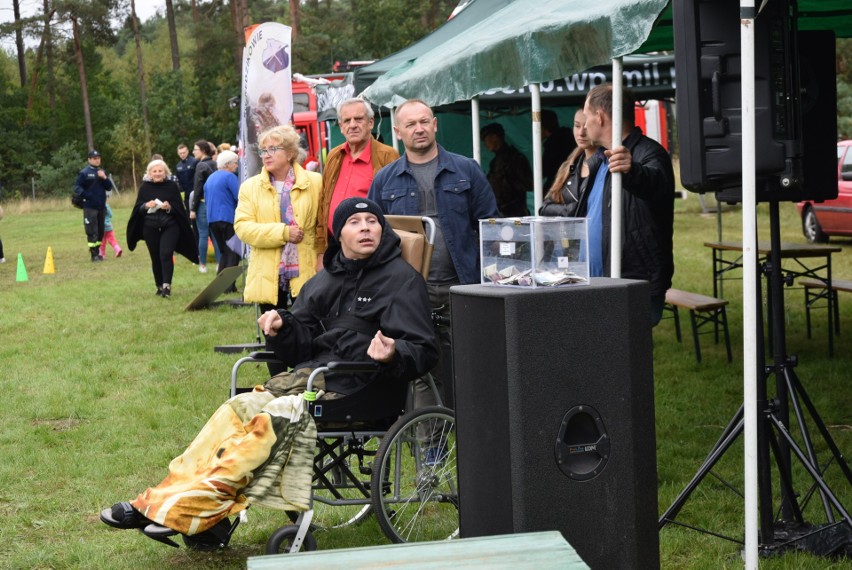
top-left (235, 164), bottom-right (321, 302)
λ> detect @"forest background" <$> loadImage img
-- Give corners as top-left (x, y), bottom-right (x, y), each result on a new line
top-left (0, 0), bottom-right (460, 199)
top-left (0, 0), bottom-right (851, 202)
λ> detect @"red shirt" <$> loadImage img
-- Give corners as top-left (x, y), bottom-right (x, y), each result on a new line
top-left (328, 138), bottom-right (375, 230)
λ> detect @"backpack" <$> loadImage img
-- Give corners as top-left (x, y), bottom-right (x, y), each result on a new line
top-left (71, 191), bottom-right (84, 209)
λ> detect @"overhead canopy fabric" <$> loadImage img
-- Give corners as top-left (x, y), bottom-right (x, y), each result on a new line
top-left (362, 0), bottom-right (852, 109)
top-left (362, 0), bottom-right (669, 108)
top-left (353, 0), bottom-right (516, 95)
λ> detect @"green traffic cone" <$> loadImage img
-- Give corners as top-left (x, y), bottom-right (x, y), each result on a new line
top-left (16, 253), bottom-right (29, 282)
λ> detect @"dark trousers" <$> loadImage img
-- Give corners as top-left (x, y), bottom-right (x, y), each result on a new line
top-left (83, 207), bottom-right (105, 247)
top-left (209, 221), bottom-right (241, 273)
top-left (143, 221), bottom-right (180, 287)
top-left (414, 281), bottom-right (457, 411)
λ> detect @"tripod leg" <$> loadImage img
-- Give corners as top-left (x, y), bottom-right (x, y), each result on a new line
top-left (782, 367), bottom-right (835, 521)
top-left (766, 421), bottom-right (806, 525)
top-left (659, 408), bottom-right (744, 529)
top-left (768, 413), bottom-right (852, 529)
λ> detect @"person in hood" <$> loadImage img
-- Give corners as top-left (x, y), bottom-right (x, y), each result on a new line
top-left (100, 197), bottom-right (437, 548)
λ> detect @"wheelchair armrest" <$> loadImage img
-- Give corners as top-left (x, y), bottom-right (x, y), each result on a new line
top-left (230, 351), bottom-right (285, 397)
top-left (326, 361), bottom-right (382, 373)
top-left (306, 362), bottom-right (382, 394)
top-left (245, 351), bottom-right (280, 362)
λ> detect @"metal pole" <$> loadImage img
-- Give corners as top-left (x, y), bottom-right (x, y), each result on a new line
top-left (390, 106), bottom-right (399, 154)
top-left (471, 96), bottom-right (481, 165)
top-left (740, 1), bottom-right (759, 568)
top-left (610, 58), bottom-right (623, 278)
top-left (530, 83), bottom-right (543, 214)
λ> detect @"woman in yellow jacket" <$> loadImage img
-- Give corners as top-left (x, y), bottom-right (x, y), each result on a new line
top-left (235, 125), bottom-right (322, 311)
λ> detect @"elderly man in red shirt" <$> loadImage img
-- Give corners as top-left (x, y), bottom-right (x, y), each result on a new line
top-left (316, 98), bottom-right (399, 264)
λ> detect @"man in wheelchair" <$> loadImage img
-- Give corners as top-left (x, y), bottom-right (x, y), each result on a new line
top-left (99, 198), bottom-right (438, 550)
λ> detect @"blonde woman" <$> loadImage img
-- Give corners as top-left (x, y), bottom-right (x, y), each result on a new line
top-left (235, 125), bottom-right (322, 312)
top-left (126, 160), bottom-right (198, 297)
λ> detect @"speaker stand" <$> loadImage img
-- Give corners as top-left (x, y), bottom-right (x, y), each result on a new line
top-left (659, 198), bottom-right (852, 554)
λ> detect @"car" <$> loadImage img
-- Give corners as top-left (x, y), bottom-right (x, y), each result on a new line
top-left (797, 140), bottom-right (852, 243)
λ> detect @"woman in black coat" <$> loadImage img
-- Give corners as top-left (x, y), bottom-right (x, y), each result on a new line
top-left (539, 108), bottom-right (599, 218)
top-left (127, 160), bottom-right (199, 297)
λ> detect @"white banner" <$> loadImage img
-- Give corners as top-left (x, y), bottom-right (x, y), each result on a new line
top-left (240, 23), bottom-right (293, 182)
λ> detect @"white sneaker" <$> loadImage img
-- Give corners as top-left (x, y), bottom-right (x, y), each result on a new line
top-left (0, 258), bottom-right (5, 263)
top-left (198, 265), bottom-right (208, 274)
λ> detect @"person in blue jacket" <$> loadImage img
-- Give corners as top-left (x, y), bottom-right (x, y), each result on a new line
top-left (74, 149), bottom-right (113, 262)
top-left (205, 150), bottom-right (241, 292)
top-left (367, 98), bottom-right (498, 414)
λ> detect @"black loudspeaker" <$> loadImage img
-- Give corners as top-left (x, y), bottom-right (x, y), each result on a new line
top-left (673, 0), bottom-right (837, 202)
top-left (451, 279), bottom-right (659, 569)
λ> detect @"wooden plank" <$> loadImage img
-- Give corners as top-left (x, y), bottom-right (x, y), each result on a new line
top-left (800, 278), bottom-right (852, 293)
top-left (665, 289), bottom-right (727, 311)
top-left (247, 531), bottom-right (590, 570)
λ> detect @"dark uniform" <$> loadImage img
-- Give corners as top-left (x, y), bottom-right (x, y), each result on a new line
top-left (74, 150), bottom-right (112, 261)
top-left (175, 155), bottom-right (198, 213)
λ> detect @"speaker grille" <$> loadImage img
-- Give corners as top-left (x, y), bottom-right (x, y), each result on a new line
top-left (555, 405), bottom-right (611, 481)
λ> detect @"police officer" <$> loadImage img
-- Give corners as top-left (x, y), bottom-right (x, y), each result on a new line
top-left (74, 150), bottom-right (112, 262)
top-left (175, 143), bottom-right (198, 214)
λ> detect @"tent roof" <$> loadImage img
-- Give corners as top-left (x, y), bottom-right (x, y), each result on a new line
top-left (361, 0), bottom-right (852, 109)
top-left (353, 0), bottom-right (516, 94)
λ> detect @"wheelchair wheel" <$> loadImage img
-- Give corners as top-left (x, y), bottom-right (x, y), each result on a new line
top-left (371, 406), bottom-right (459, 543)
top-left (265, 524), bottom-right (317, 555)
top-left (290, 434), bottom-right (379, 530)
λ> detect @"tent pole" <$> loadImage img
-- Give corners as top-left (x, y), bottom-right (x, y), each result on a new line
top-left (610, 58), bottom-right (623, 278)
top-left (390, 106), bottom-right (399, 155)
top-left (530, 83), bottom-right (543, 214)
top-left (471, 96), bottom-right (481, 165)
top-left (740, 1), bottom-right (759, 568)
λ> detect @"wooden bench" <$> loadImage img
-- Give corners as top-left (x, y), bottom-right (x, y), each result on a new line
top-left (663, 288), bottom-right (732, 363)
top-left (800, 278), bottom-right (852, 339)
top-left (246, 531), bottom-right (589, 569)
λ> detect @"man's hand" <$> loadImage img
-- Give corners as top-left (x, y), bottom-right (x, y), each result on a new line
top-left (97, 169), bottom-right (107, 179)
top-left (189, 211), bottom-right (196, 220)
top-left (606, 145), bottom-right (632, 174)
top-left (367, 330), bottom-right (396, 363)
top-left (258, 310), bottom-right (284, 337)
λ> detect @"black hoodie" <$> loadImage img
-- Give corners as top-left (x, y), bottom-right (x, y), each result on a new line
top-left (265, 218), bottom-right (438, 395)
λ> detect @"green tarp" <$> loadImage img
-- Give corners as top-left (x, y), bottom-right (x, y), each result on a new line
top-left (353, 0), bottom-right (516, 95)
top-left (361, 0), bottom-right (852, 109)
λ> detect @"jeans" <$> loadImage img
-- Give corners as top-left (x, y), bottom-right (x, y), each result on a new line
top-left (196, 204), bottom-right (220, 265)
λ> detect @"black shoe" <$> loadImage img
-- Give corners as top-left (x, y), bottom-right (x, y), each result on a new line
top-left (161, 285), bottom-right (171, 298)
top-left (181, 518), bottom-right (232, 551)
top-left (156, 287), bottom-right (164, 296)
top-left (100, 502), bottom-right (152, 530)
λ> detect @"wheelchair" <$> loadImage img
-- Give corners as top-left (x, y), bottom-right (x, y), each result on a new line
top-left (229, 215), bottom-right (459, 555)
top-left (228, 359), bottom-right (458, 553)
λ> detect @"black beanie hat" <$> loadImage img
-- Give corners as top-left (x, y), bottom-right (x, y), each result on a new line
top-left (332, 197), bottom-right (386, 240)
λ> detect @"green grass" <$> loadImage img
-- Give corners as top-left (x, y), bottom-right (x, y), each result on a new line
top-left (0, 193), bottom-right (851, 568)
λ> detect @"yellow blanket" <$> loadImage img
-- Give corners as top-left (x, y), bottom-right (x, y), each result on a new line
top-left (132, 389), bottom-right (316, 536)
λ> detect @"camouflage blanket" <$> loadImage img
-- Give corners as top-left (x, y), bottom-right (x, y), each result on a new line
top-left (131, 387), bottom-right (316, 536)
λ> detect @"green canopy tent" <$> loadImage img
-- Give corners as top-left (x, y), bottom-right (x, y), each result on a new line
top-left (361, 0), bottom-right (852, 108)
top-left (353, 0), bottom-right (517, 95)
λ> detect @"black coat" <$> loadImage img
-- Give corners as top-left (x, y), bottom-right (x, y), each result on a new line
top-left (539, 153), bottom-right (589, 218)
top-left (582, 127), bottom-right (675, 296)
top-left (126, 180), bottom-right (200, 263)
top-left (266, 221), bottom-right (438, 395)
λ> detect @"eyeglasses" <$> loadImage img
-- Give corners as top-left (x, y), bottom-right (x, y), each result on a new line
top-left (257, 146), bottom-right (283, 157)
